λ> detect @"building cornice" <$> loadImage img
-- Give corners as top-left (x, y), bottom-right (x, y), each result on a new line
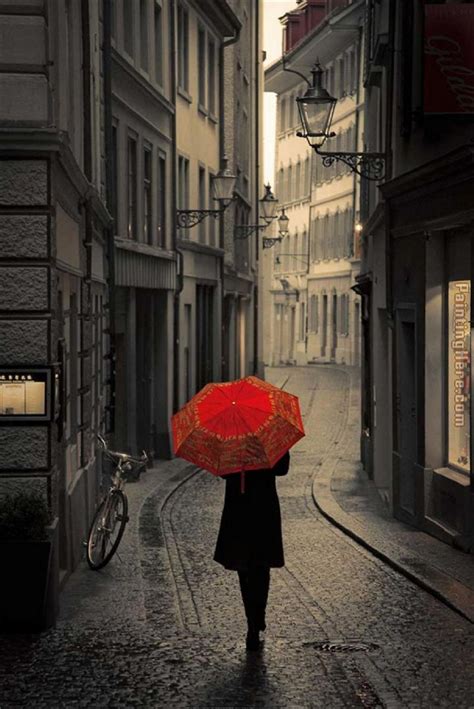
top-left (177, 238), bottom-right (225, 257)
top-left (112, 49), bottom-right (175, 116)
top-left (114, 237), bottom-right (176, 261)
top-left (265, 0), bottom-right (365, 94)
top-left (188, 0), bottom-right (241, 38)
top-left (0, 129), bottom-right (112, 226)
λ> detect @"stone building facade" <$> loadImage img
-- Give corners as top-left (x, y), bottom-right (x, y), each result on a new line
top-left (360, 0), bottom-right (474, 551)
top-left (264, 0), bottom-right (363, 368)
top-left (221, 0), bottom-right (264, 381)
top-left (0, 0), bottom-right (112, 607)
top-left (110, 0), bottom-right (176, 458)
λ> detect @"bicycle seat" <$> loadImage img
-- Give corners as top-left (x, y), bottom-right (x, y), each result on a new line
top-left (105, 449), bottom-right (147, 465)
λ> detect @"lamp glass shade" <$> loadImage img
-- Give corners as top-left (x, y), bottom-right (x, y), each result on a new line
top-left (212, 159), bottom-right (236, 207)
top-left (260, 184), bottom-right (279, 224)
top-left (278, 210), bottom-right (289, 238)
top-left (297, 95), bottom-right (336, 144)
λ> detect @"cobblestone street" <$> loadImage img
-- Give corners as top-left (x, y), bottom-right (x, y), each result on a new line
top-left (2, 366), bottom-right (474, 708)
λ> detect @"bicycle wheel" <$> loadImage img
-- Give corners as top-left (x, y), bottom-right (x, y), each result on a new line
top-left (86, 490), bottom-right (129, 570)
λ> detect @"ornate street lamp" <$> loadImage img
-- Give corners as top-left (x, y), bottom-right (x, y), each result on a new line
top-left (176, 156), bottom-right (236, 228)
top-left (296, 63), bottom-right (337, 148)
top-left (294, 61), bottom-right (385, 181)
top-left (235, 184), bottom-right (288, 242)
top-left (262, 208), bottom-right (290, 249)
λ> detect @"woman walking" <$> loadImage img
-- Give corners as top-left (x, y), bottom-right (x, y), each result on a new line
top-left (214, 450), bottom-right (290, 651)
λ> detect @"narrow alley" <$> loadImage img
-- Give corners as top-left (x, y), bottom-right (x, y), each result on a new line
top-left (2, 366), bottom-right (474, 708)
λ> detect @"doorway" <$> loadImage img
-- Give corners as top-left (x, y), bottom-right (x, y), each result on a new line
top-left (394, 306), bottom-right (419, 523)
top-left (321, 294), bottom-right (328, 358)
top-left (331, 293), bottom-right (338, 361)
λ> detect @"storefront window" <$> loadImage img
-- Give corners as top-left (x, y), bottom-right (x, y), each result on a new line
top-left (447, 276), bottom-right (471, 474)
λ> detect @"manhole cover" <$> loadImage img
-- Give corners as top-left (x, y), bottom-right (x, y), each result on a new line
top-left (304, 641), bottom-right (380, 653)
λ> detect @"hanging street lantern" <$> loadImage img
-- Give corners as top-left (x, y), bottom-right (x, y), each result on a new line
top-left (292, 61), bottom-right (386, 181)
top-left (296, 62), bottom-right (337, 148)
top-left (260, 183), bottom-right (279, 225)
top-left (176, 155), bottom-right (236, 228)
top-left (235, 183), bottom-right (288, 242)
top-left (212, 155), bottom-right (237, 209)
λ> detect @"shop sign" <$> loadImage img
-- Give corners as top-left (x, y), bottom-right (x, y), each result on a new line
top-left (448, 281), bottom-right (470, 473)
top-left (0, 368), bottom-right (52, 422)
top-left (424, 5), bottom-right (474, 114)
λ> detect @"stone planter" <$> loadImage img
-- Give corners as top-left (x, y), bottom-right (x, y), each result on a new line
top-left (0, 518), bottom-right (58, 632)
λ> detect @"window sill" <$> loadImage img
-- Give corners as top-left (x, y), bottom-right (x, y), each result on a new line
top-left (433, 466), bottom-right (470, 486)
top-left (178, 86), bottom-right (192, 103)
top-left (198, 103), bottom-right (208, 117)
top-left (208, 112), bottom-right (218, 124)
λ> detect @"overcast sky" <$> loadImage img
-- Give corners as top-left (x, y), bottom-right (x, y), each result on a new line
top-left (263, 1), bottom-right (295, 184)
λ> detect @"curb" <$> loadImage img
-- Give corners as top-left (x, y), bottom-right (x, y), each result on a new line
top-left (311, 377), bottom-right (474, 625)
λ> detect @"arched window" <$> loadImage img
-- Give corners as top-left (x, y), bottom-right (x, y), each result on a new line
top-left (333, 210), bottom-right (340, 258)
top-left (288, 162), bottom-right (293, 202)
top-left (277, 166), bottom-right (284, 197)
top-left (288, 92), bottom-right (294, 129)
top-left (335, 132), bottom-right (342, 177)
top-left (302, 230), bottom-right (308, 265)
top-left (280, 97), bottom-right (287, 132)
top-left (323, 213), bottom-right (329, 259)
top-left (305, 156), bottom-right (310, 195)
top-left (295, 160), bottom-right (301, 200)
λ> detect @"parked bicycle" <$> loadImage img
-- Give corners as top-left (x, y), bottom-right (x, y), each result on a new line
top-left (86, 434), bottom-right (148, 570)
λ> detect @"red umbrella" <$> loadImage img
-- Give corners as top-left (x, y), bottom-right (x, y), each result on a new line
top-left (171, 376), bottom-right (305, 490)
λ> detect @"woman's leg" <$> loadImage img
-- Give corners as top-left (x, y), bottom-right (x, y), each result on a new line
top-left (237, 570), bottom-right (253, 626)
top-left (253, 566), bottom-right (270, 630)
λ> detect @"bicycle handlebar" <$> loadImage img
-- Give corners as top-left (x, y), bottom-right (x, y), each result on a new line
top-left (96, 434), bottom-right (148, 465)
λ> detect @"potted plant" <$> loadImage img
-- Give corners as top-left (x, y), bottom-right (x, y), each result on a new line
top-left (0, 489), bottom-right (56, 632)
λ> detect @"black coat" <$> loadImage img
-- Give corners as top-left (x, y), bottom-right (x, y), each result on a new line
top-left (213, 451), bottom-right (290, 571)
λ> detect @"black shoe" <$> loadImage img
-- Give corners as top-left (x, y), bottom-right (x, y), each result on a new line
top-left (246, 629), bottom-right (261, 651)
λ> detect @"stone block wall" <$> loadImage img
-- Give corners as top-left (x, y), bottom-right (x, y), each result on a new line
top-left (0, 158), bottom-right (54, 502)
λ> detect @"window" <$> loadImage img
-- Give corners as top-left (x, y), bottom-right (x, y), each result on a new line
top-left (124, 0), bottom-right (134, 57)
top-left (310, 294), bottom-right (319, 333)
top-left (288, 93), bottom-right (294, 129)
top-left (177, 3), bottom-right (189, 91)
top-left (140, 0), bottom-right (148, 71)
top-left (296, 161), bottom-right (301, 200)
top-left (199, 165), bottom-right (206, 243)
top-left (338, 56), bottom-right (345, 97)
top-left (339, 294), bottom-right (349, 335)
top-left (209, 173), bottom-right (216, 246)
top-left (178, 155), bottom-right (189, 210)
top-left (127, 136), bottom-right (137, 239)
top-left (323, 214), bottom-right (329, 259)
top-left (280, 97), bottom-right (286, 132)
top-left (154, 3), bottom-right (163, 85)
top-left (299, 302), bottom-right (306, 341)
top-left (157, 153), bottom-right (166, 247)
top-left (112, 124), bottom-right (118, 230)
top-left (208, 38), bottom-right (216, 115)
top-left (198, 26), bottom-right (206, 109)
top-left (143, 146), bottom-right (152, 244)
top-left (351, 49), bottom-right (358, 93)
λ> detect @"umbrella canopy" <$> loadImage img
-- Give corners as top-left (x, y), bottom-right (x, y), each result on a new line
top-left (171, 376), bottom-right (305, 476)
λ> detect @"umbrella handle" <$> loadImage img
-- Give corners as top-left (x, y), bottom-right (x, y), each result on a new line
top-left (240, 471), bottom-right (245, 494)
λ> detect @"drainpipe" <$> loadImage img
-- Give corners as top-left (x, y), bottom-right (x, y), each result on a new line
top-left (253, 0), bottom-right (261, 375)
top-left (103, 0), bottom-right (116, 433)
top-left (385, 0), bottom-right (396, 326)
top-left (220, 25), bottom-right (240, 381)
top-left (171, 0), bottom-right (182, 414)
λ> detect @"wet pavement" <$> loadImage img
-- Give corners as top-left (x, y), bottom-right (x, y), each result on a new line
top-left (1, 365), bottom-right (474, 708)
